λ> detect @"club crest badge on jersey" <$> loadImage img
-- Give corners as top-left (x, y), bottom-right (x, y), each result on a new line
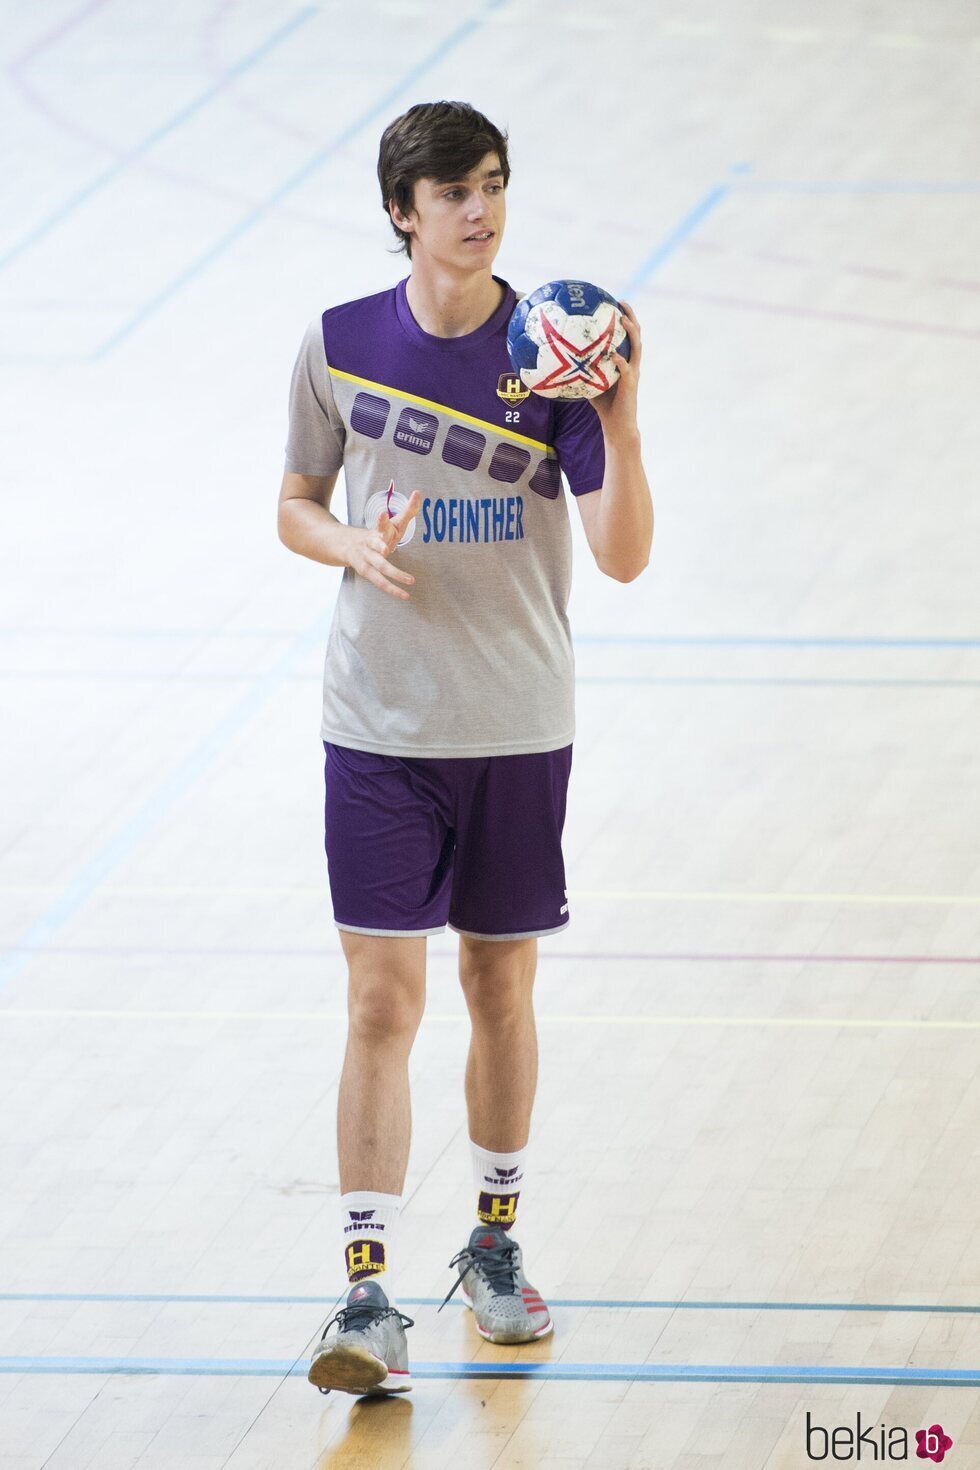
top-left (496, 372), bottom-right (530, 406)
top-left (364, 480), bottom-right (417, 546)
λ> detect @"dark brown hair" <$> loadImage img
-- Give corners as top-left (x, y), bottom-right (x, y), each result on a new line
top-left (377, 101), bottom-right (510, 256)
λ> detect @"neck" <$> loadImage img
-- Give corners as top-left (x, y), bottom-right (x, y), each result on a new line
top-left (405, 259), bottom-right (504, 338)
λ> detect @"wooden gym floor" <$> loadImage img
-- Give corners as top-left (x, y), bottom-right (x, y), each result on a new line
top-left (1, 0), bottom-right (979, 1464)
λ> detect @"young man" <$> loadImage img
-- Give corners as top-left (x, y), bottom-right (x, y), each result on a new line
top-left (278, 100), bottom-right (652, 1397)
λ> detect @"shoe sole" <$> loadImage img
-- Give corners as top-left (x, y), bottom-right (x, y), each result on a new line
top-left (308, 1343), bottom-right (412, 1396)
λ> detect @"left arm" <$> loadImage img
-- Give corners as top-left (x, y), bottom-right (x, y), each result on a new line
top-left (575, 302), bottom-right (653, 583)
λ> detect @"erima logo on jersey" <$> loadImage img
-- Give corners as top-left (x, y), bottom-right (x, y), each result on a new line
top-left (394, 407), bottom-right (438, 455)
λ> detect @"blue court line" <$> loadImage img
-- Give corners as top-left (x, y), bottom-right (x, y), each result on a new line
top-left (2, 1292), bottom-right (979, 1314)
top-left (620, 183), bottom-right (731, 293)
top-left (92, 0), bottom-right (506, 357)
top-left (0, 607), bottom-right (333, 997)
top-left (0, 10), bottom-right (318, 274)
top-left (1, 1356), bottom-right (977, 1386)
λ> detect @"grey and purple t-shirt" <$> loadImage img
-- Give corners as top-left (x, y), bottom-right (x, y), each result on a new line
top-left (283, 275), bottom-right (605, 757)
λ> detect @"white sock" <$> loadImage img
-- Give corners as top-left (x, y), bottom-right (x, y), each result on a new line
top-left (470, 1140), bottom-right (527, 1232)
top-left (340, 1191), bottom-right (401, 1302)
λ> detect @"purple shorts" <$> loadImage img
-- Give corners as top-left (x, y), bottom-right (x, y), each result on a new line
top-left (323, 741), bottom-right (573, 940)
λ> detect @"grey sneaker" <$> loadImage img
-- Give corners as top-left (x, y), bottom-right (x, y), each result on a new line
top-left (440, 1224), bottom-right (553, 1344)
top-left (308, 1280), bottom-right (413, 1396)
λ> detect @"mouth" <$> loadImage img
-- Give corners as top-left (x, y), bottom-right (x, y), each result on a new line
top-left (463, 230), bottom-right (495, 243)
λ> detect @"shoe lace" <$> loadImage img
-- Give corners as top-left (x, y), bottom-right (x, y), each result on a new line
top-left (438, 1240), bottom-right (520, 1312)
top-left (321, 1301), bottom-right (415, 1339)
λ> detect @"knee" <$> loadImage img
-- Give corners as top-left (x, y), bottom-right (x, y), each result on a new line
top-left (460, 946), bottom-right (535, 1028)
top-left (346, 959), bottom-right (425, 1045)
top-left (348, 977), bottom-right (424, 1044)
top-left (342, 934), bottom-right (425, 1045)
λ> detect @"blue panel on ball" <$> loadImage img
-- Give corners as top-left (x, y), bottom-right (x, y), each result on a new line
top-left (554, 280), bottom-right (616, 316)
top-left (508, 328), bottom-right (540, 373)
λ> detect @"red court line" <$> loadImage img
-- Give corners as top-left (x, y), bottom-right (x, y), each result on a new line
top-left (684, 238), bottom-right (980, 295)
top-left (5, 944), bottom-right (980, 965)
top-left (8, 0), bottom-right (114, 69)
top-left (647, 283), bottom-right (980, 339)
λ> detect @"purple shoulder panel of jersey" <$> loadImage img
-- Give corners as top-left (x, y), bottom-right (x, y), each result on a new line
top-left (319, 276), bottom-right (605, 496)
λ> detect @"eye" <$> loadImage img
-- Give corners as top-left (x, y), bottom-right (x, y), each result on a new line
top-left (444, 189), bottom-right (463, 200)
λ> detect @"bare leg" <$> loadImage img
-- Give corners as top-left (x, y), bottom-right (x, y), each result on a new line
top-left (458, 936), bottom-right (538, 1151)
top-left (337, 932), bottom-right (427, 1194)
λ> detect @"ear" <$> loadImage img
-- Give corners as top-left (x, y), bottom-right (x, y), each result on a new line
top-left (388, 197), bottom-right (416, 237)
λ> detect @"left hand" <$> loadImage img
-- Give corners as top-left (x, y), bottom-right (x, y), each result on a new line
top-left (589, 300), bottom-right (641, 439)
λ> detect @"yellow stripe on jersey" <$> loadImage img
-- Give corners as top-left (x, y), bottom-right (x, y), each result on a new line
top-left (329, 367), bottom-right (555, 455)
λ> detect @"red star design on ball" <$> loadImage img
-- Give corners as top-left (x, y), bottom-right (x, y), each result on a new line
top-left (532, 309), bottom-right (619, 393)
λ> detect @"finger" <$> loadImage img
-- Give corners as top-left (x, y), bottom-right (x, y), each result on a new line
top-left (620, 313), bottom-right (640, 344)
top-left (367, 552), bottom-right (414, 586)
top-left (613, 339), bottom-right (639, 382)
top-left (390, 490), bottom-right (423, 535)
top-left (619, 315), bottom-right (641, 358)
top-left (364, 565), bottom-right (410, 600)
top-left (603, 346), bottom-right (631, 379)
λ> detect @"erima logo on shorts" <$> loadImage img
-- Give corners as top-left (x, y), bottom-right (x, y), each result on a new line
top-left (346, 1239), bottom-right (386, 1280)
top-left (477, 1192), bottom-right (519, 1227)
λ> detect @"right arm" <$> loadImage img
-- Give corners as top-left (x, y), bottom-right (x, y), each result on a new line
top-left (277, 471), bottom-right (421, 600)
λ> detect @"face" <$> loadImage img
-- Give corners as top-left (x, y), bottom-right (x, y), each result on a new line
top-left (391, 152), bottom-right (506, 271)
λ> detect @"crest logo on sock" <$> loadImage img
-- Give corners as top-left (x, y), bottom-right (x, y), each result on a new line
top-left (477, 1191), bottom-right (519, 1228)
top-left (346, 1239), bottom-right (386, 1281)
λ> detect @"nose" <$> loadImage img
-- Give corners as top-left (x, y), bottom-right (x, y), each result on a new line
top-left (466, 193), bottom-right (486, 219)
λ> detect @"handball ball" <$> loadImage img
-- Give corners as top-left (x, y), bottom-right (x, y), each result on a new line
top-left (507, 279), bottom-right (630, 400)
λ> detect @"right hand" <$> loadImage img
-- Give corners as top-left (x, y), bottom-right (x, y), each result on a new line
top-left (346, 491), bottom-right (422, 600)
